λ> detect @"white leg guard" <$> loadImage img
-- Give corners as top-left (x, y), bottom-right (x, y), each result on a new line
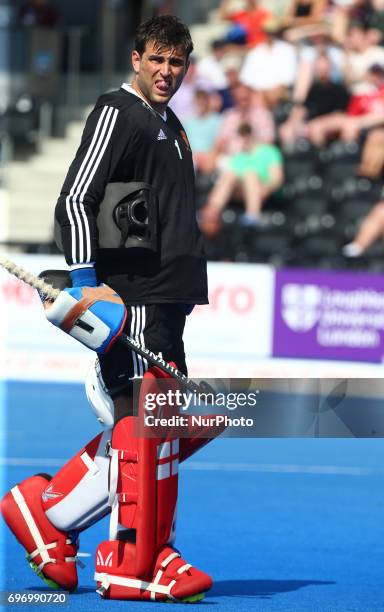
top-left (42, 429), bottom-right (111, 532)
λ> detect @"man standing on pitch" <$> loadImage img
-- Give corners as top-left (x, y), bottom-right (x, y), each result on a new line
top-left (2, 15), bottom-right (211, 602)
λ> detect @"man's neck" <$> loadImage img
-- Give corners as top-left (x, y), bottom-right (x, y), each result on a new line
top-left (131, 80), bottom-right (167, 115)
top-left (122, 82), bottom-right (167, 120)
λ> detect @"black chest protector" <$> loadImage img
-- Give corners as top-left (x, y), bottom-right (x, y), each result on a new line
top-left (55, 182), bottom-right (158, 255)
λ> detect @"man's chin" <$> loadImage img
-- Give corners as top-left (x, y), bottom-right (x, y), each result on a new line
top-left (151, 93), bottom-right (173, 108)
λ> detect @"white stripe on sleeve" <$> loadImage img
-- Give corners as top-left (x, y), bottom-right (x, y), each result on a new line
top-left (65, 106), bottom-right (119, 263)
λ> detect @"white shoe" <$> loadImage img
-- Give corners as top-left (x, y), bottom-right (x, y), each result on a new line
top-left (239, 213), bottom-right (260, 227)
top-left (342, 242), bottom-right (364, 257)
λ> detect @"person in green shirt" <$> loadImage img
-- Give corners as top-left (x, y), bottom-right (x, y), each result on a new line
top-left (200, 122), bottom-right (283, 235)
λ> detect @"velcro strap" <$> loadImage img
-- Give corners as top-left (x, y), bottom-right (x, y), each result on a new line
top-left (177, 563), bottom-right (192, 574)
top-left (80, 451), bottom-right (100, 475)
top-left (118, 493), bottom-right (138, 503)
top-left (107, 446), bottom-right (138, 506)
top-left (27, 542), bottom-right (57, 561)
top-left (66, 556), bottom-right (85, 568)
top-left (94, 572), bottom-right (175, 598)
top-left (11, 486), bottom-right (54, 569)
top-left (60, 286), bottom-right (124, 333)
top-left (107, 447), bottom-right (138, 462)
top-left (161, 552), bottom-right (180, 569)
top-left (118, 450), bottom-right (138, 461)
top-left (36, 558), bottom-right (57, 572)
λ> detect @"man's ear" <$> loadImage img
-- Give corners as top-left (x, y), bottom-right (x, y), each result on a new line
top-left (131, 50), bottom-right (141, 74)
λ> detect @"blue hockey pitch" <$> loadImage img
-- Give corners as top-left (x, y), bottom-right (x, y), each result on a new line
top-left (1, 380), bottom-right (384, 611)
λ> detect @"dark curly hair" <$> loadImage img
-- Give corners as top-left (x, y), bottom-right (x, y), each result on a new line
top-left (134, 15), bottom-right (193, 59)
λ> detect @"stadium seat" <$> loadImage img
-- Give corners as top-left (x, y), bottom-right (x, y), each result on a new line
top-left (291, 196), bottom-right (329, 218)
top-left (284, 159), bottom-right (317, 184)
top-left (246, 227), bottom-right (293, 264)
top-left (318, 141), bottom-right (361, 165)
top-left (322, 162), bottom-right (357, 184)
top-left (328, 176), bottom-right (382, 207)
top-left (336, 199), bottom-right (374, 225)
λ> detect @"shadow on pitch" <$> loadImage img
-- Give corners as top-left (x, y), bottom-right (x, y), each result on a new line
top-left (25, 580), bottom-right (335, 601)
top-left (26, 586), bottom-right (96, 595)
top-left (211, 579), bottom-right (335, 599)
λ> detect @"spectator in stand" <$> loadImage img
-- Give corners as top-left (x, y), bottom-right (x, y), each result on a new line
top-left (283, 0), bottom-right (327, 26)
top-left (216, 57), bottom-right (242, 110)
top-left (343, 22), bottom-right (384, 92)
top-left (343, 200), bottom-right (384, 256)
top-left (306, 63), bottom-right (384, 146)
top-left (19, 0), bottom-right (61, 28)
top-left (239, 18), bottom-right (298, 108)
top-left (332, 0), bottom-right (384, 45)
top-left (368, 0), bottom-right (384, 43)
top-left (357, 126), bottom-right (384, 177)
top-left (218, 0), bottom-right (273, 48)
top-left (290, 29), bottom-right (346, 104)
top-left (196, 39), bottom-right (233, 111)
top-left (169, 57), bottom-right (214, 121)
top-left (200, 122), bottom-right (284, 235)
top-left (211, 83), bottom-right (275, 171)
top-left (149, 0), bottom-right (176, 16)
top-left (196, 40), bottom-right (228, 93)
top-left (184, 89), bottom-right (223, 175)
top-left (279, 53), bottom-right (350, 146)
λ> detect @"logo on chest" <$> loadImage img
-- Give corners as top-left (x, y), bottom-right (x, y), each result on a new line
top-left (157, 129), bottom-right (167, 141)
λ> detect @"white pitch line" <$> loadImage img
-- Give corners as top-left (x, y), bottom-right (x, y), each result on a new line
top-left (0, 457), bottom-right (64, 467)
top-left (0, 457), bottom-right (374, 476)
top-left (182, 461), bottom-right (373, 476)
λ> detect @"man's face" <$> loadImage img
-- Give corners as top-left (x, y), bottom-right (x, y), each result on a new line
top-left (131, 41), bottom-right (189, 112)
top-left (347, 26), bottom-right (366, 51)
top-left (316, 56), bottom-right (331, 81)
top-left (233, 85), bottom-right (251, 110)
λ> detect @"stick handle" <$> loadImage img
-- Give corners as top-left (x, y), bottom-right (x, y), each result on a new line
top-left (0, 256), bottom-right (60, 300)
top-left (116, 334), bottom-right (202, 394)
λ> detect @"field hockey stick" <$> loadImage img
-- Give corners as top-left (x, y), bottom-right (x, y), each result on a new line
top-left (0, 256), bottom-right (205, 395)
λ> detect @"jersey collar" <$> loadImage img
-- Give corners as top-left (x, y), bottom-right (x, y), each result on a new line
top-left (121, 82), bottom-right (167, 121)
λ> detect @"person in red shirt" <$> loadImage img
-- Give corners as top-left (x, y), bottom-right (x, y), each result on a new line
top-left (304, 63), bottom-right (384, 146)
top-left (219, 0), bottom-right (272, 47)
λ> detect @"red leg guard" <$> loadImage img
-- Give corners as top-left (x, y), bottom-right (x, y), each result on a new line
top-left (1, 474), bottom-right (78, 591)
top-left (102, 365), bottom-right (213, 600)
top-left (107, 370), bottom-right (179, 576)
top-left (95, 541), bottom-right (212, 602)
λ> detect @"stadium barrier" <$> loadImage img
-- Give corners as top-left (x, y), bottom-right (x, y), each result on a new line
top-left (1, 254), bottom-right (384, 382)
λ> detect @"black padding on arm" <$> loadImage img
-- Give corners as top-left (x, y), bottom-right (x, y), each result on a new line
top-left (38, 269), bottom-right (72, 290)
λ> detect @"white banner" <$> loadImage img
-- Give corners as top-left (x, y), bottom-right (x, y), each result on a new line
top-left (1, 255), bottom-right (382, 381)
top-left (0, 256), bottom-right (275, 381)
top-left (184, 262), bottom-right (275, 365)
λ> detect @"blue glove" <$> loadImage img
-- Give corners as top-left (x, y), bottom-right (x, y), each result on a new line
top-left (45, 282), bottom-right (127, 354)
top-left (70, 267), bottom-right (97, 287)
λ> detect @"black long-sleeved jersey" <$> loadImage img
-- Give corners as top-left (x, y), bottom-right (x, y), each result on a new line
top-left (55, 85), bottom-right (208, 305)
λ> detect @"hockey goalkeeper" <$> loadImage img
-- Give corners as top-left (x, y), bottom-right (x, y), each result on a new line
top-left (1, 15), bottom-right (213, 602)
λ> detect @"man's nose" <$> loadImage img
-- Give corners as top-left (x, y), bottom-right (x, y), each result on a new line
top-left (160, 62), bottom-right (171, 77)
